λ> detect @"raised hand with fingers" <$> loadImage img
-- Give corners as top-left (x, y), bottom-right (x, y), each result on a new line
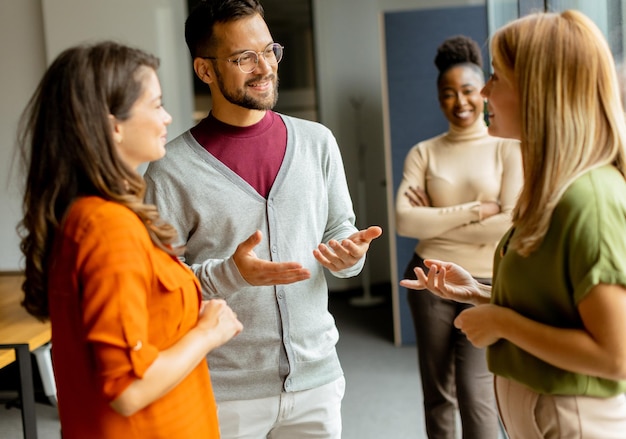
top-left (232, 230), bottom-right (311, 286)
top-left (399, 259), bottom-right (491, 306)
top-left (313, 226), bottom-right (382, 272)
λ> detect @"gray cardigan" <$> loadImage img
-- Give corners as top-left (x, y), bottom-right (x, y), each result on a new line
top-left (144, 113), bottom-right (363, 401)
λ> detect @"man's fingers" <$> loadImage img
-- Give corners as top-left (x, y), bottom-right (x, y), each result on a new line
top-left (238, 230), bottom-right (262, 253)
top-left (360, 226), bottom-right (382, 242)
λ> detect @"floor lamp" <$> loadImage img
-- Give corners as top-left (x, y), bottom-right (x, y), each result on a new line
top-left (349, 96), bottom-right (385, 307)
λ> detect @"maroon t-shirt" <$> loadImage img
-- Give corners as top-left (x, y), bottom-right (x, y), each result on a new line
top-left (190, 111), bottom-right (287, 198)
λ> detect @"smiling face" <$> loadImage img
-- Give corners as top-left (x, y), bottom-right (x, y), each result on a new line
top-left (200, 14), bottom-right (279, 123)
top-left (481, 66), bottom-right (522, 140)
top-left (438, 65), bottom-right (485, 129)
top-left (112, 68), bottom-right (172, 169)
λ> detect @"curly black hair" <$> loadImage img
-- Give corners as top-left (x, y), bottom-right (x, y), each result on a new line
top-left (434, 35), bottom-right (483, 84)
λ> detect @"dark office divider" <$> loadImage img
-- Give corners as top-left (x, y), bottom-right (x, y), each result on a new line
top-left (383, 5), bottom-right (488, 345)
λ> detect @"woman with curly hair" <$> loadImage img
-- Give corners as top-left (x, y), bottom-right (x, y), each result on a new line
top-left (395, 35), bottom-right (523, 438)
top-left (17, 41), bottom-right (242, 438)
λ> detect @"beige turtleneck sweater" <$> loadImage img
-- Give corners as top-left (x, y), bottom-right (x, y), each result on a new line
top-left (395, 117), bottom-right (523, 278)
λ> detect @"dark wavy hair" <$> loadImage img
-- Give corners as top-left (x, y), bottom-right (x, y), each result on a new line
top-left (17, 41), bottom-right (180, 320)
top-left (434, 35), bottom-right (484, 85)
top-left (185, 0), bottom-right (264, 58)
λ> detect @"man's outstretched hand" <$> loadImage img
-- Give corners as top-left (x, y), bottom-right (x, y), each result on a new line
top-left (313, 226), bottom-right (383, 272)
top-left (233, 230), bottom-right (311, 286)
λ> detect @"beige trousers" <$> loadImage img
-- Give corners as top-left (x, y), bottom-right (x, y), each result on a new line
top-left (216, 376), bottom-right (345, 439)
top-left (495, 376), bottom-right (626, 439)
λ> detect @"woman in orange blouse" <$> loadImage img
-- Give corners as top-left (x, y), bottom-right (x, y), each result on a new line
top-left (17, 41), bottom-right (242, 438)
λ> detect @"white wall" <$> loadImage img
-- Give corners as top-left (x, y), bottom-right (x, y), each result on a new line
top-left (0, 0), bottom-right (47, 271)
top-left (41, 0), bottom-right (193, 142)
top-left (0, 0), bottom-right (192, 271)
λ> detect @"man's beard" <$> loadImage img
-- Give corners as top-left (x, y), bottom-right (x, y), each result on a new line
top-left (214, 66), bottom-right (279, 111)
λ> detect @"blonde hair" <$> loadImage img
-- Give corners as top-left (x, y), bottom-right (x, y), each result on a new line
top-left (492, 10), bottom-right (626, 256)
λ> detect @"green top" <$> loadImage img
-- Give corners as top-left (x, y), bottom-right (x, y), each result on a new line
top-left (489, 165), bottom-right (626, 397)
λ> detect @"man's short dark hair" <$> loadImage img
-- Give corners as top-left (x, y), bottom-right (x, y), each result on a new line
top-left (185, 0), bottom-right (265, 58)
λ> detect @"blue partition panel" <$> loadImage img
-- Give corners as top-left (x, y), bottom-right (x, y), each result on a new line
top-left (384, 5), bottom-right (488, 344)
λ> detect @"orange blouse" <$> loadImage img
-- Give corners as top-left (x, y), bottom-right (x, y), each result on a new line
top-left (47, 196), bottom-right (219, 438)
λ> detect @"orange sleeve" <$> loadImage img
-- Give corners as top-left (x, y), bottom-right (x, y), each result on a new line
top-left (75, 203), bottom-right (159, 401)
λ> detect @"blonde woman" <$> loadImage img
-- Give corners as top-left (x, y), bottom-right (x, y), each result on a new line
top-left (401, 10), bottom-right (626, 438)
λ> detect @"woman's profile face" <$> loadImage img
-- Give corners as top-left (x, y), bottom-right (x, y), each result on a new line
top-left (438, 65), bottom-right (485, 129)
top-left (112, 68), bottom-right (173, 169)
top-left (481, 66), bottom-right (521, 140)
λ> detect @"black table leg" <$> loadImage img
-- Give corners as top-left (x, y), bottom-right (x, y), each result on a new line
top-left (14, 345), bottom-right (38, 439)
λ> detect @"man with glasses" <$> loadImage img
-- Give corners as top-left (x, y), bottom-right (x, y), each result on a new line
top-left (144, 1), bottom-right (382, 437)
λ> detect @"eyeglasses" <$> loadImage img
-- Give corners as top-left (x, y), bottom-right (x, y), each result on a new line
top-left (201, 43), bottom-right (284, 73)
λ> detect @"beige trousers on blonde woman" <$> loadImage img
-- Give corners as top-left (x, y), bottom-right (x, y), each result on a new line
top-left (495, 376), bottom-right (626, 438)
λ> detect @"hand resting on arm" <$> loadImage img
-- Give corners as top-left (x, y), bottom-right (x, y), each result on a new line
top-left (110, 299), bottom-right (242, 416)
